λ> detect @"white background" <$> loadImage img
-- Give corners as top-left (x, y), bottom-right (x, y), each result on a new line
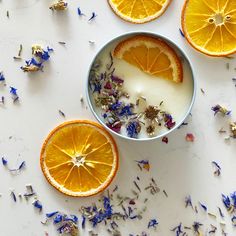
top-left (0, 0), bottom-right (236, 235)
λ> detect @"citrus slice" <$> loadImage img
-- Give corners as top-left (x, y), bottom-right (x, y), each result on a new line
top-left (114, 35), bottom-right (183, 83)
top-left (182, 0), bottom-right (236, 57)
top-left (40, 120), bottom-right (119, 197)
top-left (108, 0), bottom-right (172, 24)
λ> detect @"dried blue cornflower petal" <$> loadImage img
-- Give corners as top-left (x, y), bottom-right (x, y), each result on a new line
top-left (18, 161), bottom-right (25, 170)
top-left (33, 200), bottom-right (43, 211)
top-left (21, 59), bottom-right (43, 72)
top-left (88, 12), bottom-right (97, 21)
top-left (212, 104), bottom-right (231, 116)
top-left (11, 191), bottom-right (17, 202)
top-left (77, 7), bottom-right (85, 16)
top-left (148, 219), bottom-right (158, 228)
top-left (93, 83), bottom-right (102, 93)
top-left (199, 202), bottom-right (207, 212)
top-left (10, 161), bottom-right (26, 172)
top-left (32, 45), bottom-right (53, 61)
top-left (126, 120), bottom-right (141, 138)
top-left (10, 86), bottom-right (18, 96)
top-left (230, 192), bottom-right (236, 208)
top-left (0, 96), bottom-right (4, 104)
top-left (192, 222), bottom-right (203, 233)
top-left (0, 72), bottom-right (5, 81)
top-left (46, 211), bottom-right (59, 218)
top-left (119, 105), bottom-right (134, 117)
top-left (54, 213), bottom-right (63, 224)
top-left (171, 223), bottom-right (183, 236)
top-left (232, 216), bottom-right (236, 226)
top-left (2, 157), bottom-right (7, 166)
top-left (179, 28), bottom-right (185, 37)
top-left (110, 101), bottom-right (122, 111)
top-left (50, 0), bottom-right (68, 10)
top-left (64, 215), bottom-right (78, 224)
top-left (222, 194), bottom-right (231, 210)
top-left (185, 195), bottom-right (193, 208)
top-left (218, 207), bottom-right (224, 218)
top-left (82, 215), bottom-right (86, 229)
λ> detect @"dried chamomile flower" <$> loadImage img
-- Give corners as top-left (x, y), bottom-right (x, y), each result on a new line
top-left (146, 125), bottom-right (155, 136)
top-left (230, 122), bottom-right (236, 138)
top-left (32, 45), bottom-right (53, 61)
top-left (50, 0), bottom-right (68, 11)
top-left (21, 58), bottom-right (43, 72)
top-left (144, 106), bottom-right (160, 121)
top-left (212, 104), bottom-right (231, 116)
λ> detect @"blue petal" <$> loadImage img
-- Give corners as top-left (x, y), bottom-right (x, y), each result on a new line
top-left (18, 161), bottom-right (25, 170)
top-left (222, 194), bottom-right (231, 209)
top-left (88, 12), bottom-right (97, 21)
top-left (33, 200), bottom-right (43, 211)
top-left (148, 219), bottom-right (158, 228)
top-left (199, 202), bottom-right (207, 211)
top-left (46, 211), bottom-right (59, 218)
top-left (53, 214), bottom-right (63, 224)
top-left (0, 72), bottom-right (5, 81)
top-left (2, 157), bottom-right (7, 166)
top-left (10, 87), bottom-right (17, 96)
top-left (82, 215), bottom-right (86, 229)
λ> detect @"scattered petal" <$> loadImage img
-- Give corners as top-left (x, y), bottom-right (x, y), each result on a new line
top-left (148, 219), bottom-right (158, 229)
top-left (88, 12), bottom-right (97, 21)
top-left (179, 28), bottom-right (185, 37)
top-left (162, 136), bottom-right (168, 144)
top-left (199, 202), bottom-right (207, 212)
top-left (185, 133), bottom-right (194, 142)
top-left (211, 104), bottom-right (231, 116)
top-left (2, 157), bottom-right (7, 166)
top-left (33, 200), bottom-right (43, 211)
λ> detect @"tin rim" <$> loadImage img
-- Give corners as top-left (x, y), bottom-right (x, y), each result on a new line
top-left (86, 31), bottom-right (197, 142)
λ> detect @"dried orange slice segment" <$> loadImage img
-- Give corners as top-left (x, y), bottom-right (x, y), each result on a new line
top-left (114, 35), bottom-right (183, 83)
top-left (108, 0), bottom-right (172, 24)
top-left (40, 120), bottom-right (119, 197)
top-left (182, 0), bottom-right (236, 57)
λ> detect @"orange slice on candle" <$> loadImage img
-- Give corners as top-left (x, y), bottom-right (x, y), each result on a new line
top-left (181, 0), bottom-right (236, 57)
top-left (108, 0), bottom-right (172, 24)
top-left (114, 35), bottom-right (183, 83)
top-left (40, 120), bottom-right (119, 197)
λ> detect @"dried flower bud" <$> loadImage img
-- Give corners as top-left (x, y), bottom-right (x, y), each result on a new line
top-left (50, 0), bottom-right (68, 10)
top-left (230, 122), bottom-right (236, 138)
top-left (144, 106), bottom-right (160, 120)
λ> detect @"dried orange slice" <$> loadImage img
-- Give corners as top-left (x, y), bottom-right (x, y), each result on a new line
top-left (108, 0), bottom-right (172, 24)
top-left (114, 35), bottom-right (183, 83)
top-left (40, 120), bottom-right (119, 197)
top-left (182, 0), bottom-right (236, 57)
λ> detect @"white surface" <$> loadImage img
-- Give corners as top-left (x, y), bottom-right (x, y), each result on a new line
top-left (0, 0), bottom-right (236, 235)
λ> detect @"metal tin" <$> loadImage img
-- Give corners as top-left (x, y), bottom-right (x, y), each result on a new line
top-left (86, 32), bottom-right (196, 141)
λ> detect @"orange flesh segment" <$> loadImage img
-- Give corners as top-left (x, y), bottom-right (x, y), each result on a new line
top-left (113, 35), bottom-right (183, 83)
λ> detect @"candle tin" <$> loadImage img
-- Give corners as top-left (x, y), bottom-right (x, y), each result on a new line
top-left (86, 32), bottom-right (196, 141)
